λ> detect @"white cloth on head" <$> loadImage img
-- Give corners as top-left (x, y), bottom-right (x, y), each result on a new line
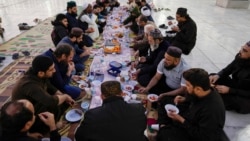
top-left (80, 14), bottom-right (99, 40)
top-left (82, 2), bottom-right (89, 11)
top-left (141, 6), bottom-right (151, 16)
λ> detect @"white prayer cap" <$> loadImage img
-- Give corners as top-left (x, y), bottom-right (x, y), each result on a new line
top-left (82, 2), bottom-right (89, 10)
top-left (141, 6), bottom-right (151, 16)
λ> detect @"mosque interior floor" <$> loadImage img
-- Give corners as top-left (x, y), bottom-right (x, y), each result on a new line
top-left (0, 0), bottom-right (250, 140)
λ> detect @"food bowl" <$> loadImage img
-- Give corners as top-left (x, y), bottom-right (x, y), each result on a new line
top-left (164, 104), bottom-right (179, 114)
top-left (78, 82), bottom-right (89, 89)
top-left (121, 90), bottom-right (131, 97)
top-left (81, 101), bottom-right (90, 111)
top-left (147, 94), bottom-right (158, 102)
top-left (123, 84), bottom-right (134, 92)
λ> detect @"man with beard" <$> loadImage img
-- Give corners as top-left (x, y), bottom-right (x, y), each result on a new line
top-left (12, 56), bottom-right (74, 135)
top-left (138, 46), bottom-right (189, 96)
top-left (58, 27), bottom-right (90, 74)
top-left (135, 15), bottom-right (153, 40)
top-left (65, 1), bottom-right (78, 32)
top-left (165, 7), bottom-right (197, 55)
top-left (43, 43), bottom-right (86, 100)
top-left (78, 3), bottom-right (99, 40)
top-left (157, 68), bottom-right (225, 141)
top-left (209, 41), bottom-right (250, 114)
top-left (123, 5), bottom-right (140, 34)
top-left (134, 29), bottom-right (169, 87)
top-left (65, 1), bottom-right (93, 47)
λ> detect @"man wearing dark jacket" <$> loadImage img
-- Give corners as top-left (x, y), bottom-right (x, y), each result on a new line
top-left (58, 27), bottom-right (90, 73)
top-left (135, 29), bottom-right (169, 87)
top-left (157, 68), bottom-right (225, 141)
top-left (51, 14), bottom-right (69, 46)
top-left (43, 44), bottom-right (86, 99)
top-left (210, 41), bottom-right (250, 114)
top-left (12, 55), bottom-right (74, 135)
top-left (166, 7), bottom-right (197, 55)
top-left (75, 81), bottom-right (147, 141)
top-left (65, 1), bottom-right (93, 47)
top-left (123, 6), bottom-right (140, 34)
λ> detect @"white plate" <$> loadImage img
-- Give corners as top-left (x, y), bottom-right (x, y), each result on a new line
top-left (61, 137), bottom-right (72, 141)
top-left (99, 18), bottom-right (106, 22)
top-left (81, 101), bottom-right (89, 110)
top-left (147, 94), bottom-right (158, 102)
top-left (164, 104), bottom-right (179, 114)
top-left (78, 82), bottom-right (88, 89)
top-left (121, 90), bottom-right (131, 97)
top-left (65, 109), bottom-right (83, 122)
top-left (41, 137), bottom-right (72, 141)
top-left (76, 80), bottom-right (86, 84)
top-left (128, 80), bottom-right (138, 87)
top-left (41, 138), bottom-right (50, 141)
top-left (131, 94), bottom-right (137, 100)
top-left (123, 84), bottom-right (134, 92)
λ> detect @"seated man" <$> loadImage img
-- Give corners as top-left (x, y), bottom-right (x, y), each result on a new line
top-left (75, 81), bottom-right (147, 141)
top-left (65, 1), bottom-right (93, 47)
top-left (139, 46), bottom-right (189, 95)
top-left (51, 13), bottom-right (69, 46)
top-left (58, 27), bottom-right (90, 74)
top-left (12, 55), bottom-right (74, 134)
top-left (92, 4), bottom-right (106, 34)
top-left (157, 68), bottom-right (225, 141)
top-left (78, 3), bottom-right (99, 40)
top-left (0, 99), bottom-right (61, 141)
top-left (165, 7), bottom-right (197, 55)
top-left (140, 0), bottom-right (154, 22)
top-left (134, 29), bottom-right (169, 87)
top-left (123, 6), bottom-right (140, 34)
top-left (132, 24), bottom-right (154, 54)
top-left (43, 44), bottom-right (86, 99)
top-left (209, 41), bottom-right (250, 114)
top-left (133, 15), bottom-right (154, 43)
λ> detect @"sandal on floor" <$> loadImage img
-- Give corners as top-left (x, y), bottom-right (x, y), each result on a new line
top-left (0, 56), bottom-right (5, 61)
top-left (12, 53), bottom-right (19, 60)
top-left (159, 24), bottom-right (168, 29)
top-left (22, 51), bottom-right (30, 56)
top-left (167, 16), bottom-right (175, 20)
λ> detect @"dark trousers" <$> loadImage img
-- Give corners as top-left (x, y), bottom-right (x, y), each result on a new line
top-left (138, 72), bottom-right (171, 95)
top-left (157, 125), bottom-right (189, 141)
top-left (82, 34), bottom-right (93, 47)
top-left (29, 103), bottom-right (68, 135)
top-left (157, 94), bottom-right (189, 125)
top-left (74, 55), bottom-right (89, 73)
top-left (215, 76), bottom-right (250, 114)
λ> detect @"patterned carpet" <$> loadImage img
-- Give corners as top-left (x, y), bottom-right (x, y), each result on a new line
top-left (0, 17), bottom-right (54, 57)
top-left (0, 17), bottom-right (55, 107)
top-left (0, 57), bottom-right (33, 107)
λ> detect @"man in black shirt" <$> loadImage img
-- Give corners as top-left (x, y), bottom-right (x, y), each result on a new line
top-left (165, 7), bottom-right (197, 55)
top-left (157, 68), bottom-right (225, 141)
top-left (210, 41), bottom-right (250, 114)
